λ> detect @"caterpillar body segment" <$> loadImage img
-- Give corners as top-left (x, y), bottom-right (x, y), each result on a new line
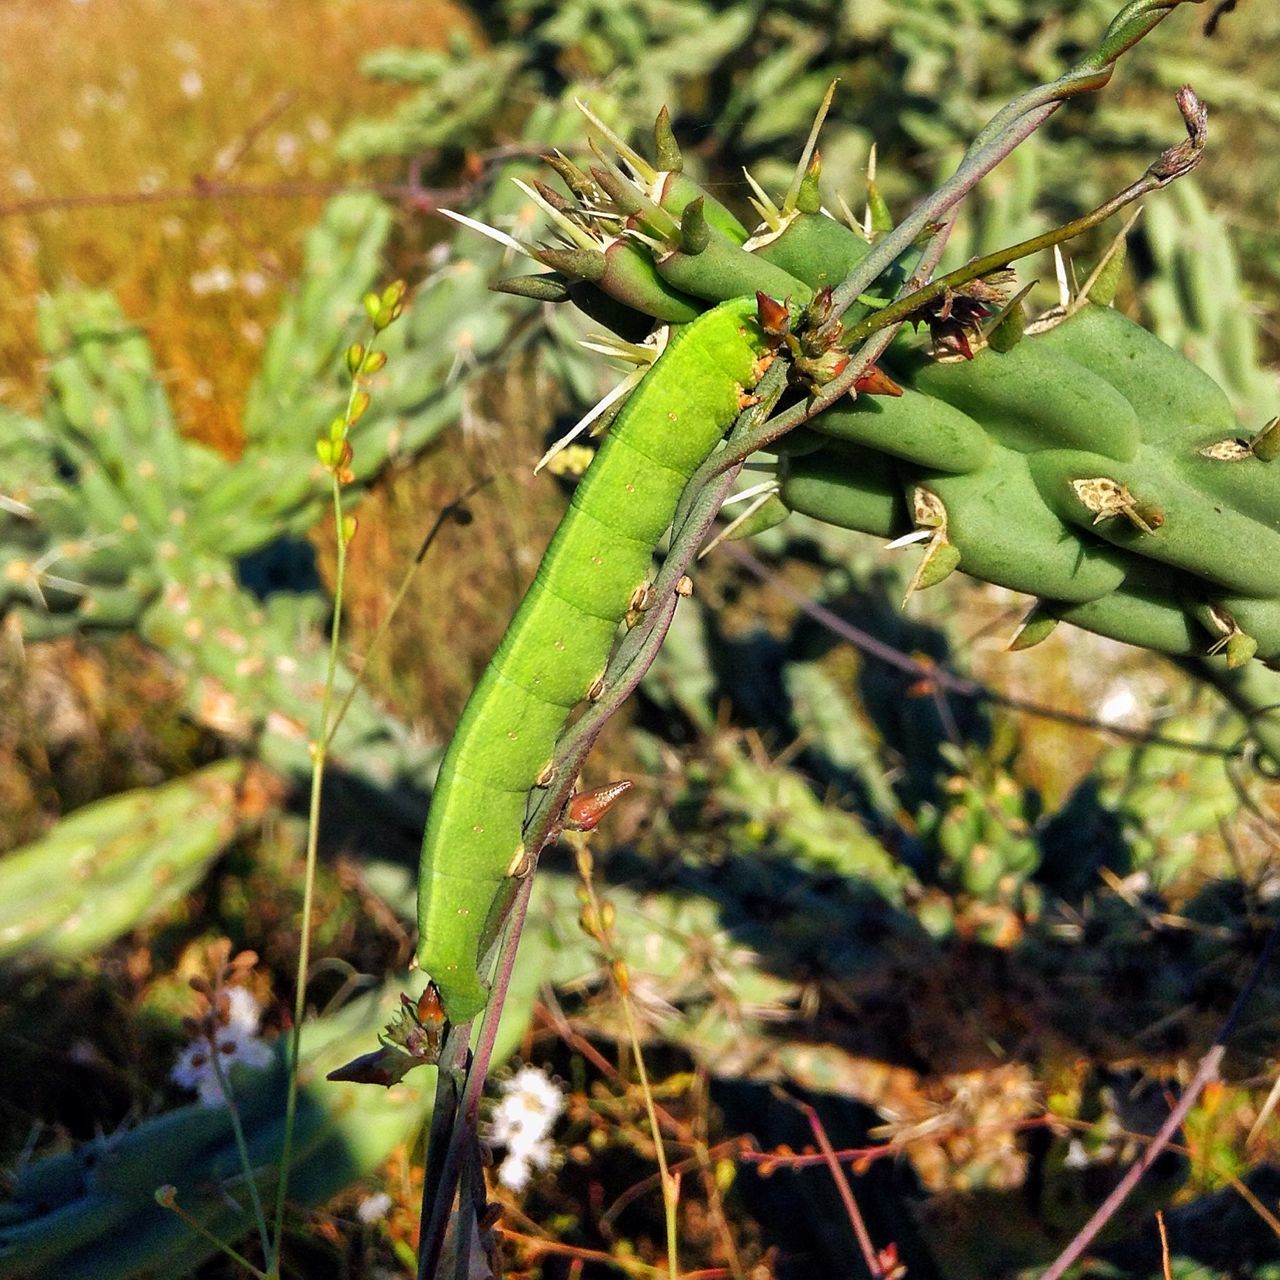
top-left (417, 298), bottom-right (771, 1021)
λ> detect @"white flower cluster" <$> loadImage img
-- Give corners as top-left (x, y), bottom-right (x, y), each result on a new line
top-left (170, 986), bottom-right (273, 1107)
top-left (486, 1066), bottom-right (565, 1192)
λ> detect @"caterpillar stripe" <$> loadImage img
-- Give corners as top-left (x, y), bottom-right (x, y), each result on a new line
top-left (416, 297), bottom-right (769, 1021)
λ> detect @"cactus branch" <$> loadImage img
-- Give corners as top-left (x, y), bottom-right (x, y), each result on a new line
top-left (717, 82), bottom-right (1207, 467)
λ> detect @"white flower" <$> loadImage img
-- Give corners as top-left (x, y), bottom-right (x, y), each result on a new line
top-left (497, 1138), bottom-right (553, 1191)
top-left (170, 988), bottom-right (273, 1107)
top-left (486, 1066), bottom-right (564, 1193)
top-left (179, 69), bottom-right (203, 99)
top-left (189, 265), bottom-right (235, 296)
top-left (357, 1191), bottom-right (393, 1223)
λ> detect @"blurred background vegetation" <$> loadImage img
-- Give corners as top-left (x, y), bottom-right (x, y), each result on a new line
top-left (2, 1), bottom-right (1280, 1277)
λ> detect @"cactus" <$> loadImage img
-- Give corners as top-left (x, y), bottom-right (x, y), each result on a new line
top-left (457, 104), bottom-right (1279, 766)
top-left (0, 761), bottom-right (246, 965)
top-left (0, 976), bottom-right (517, 1280)
top-left (0, 196), bottom-right (484, 801)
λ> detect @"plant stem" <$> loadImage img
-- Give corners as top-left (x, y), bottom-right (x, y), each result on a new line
top-left (270, 316), bottom-right (379, 1271)
top-left (206, 1046), bottom-right (272, 1264)
top-left (1039, 923), bottom-right (1278, 1280)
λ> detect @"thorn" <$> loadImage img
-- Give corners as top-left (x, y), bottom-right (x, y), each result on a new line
top-left (565, 780), bottom-right (634, 832)
top-left (1053, 245), bottom-right (1071, 310)
top-left (679, 196), bottom-right (711, 255)
top-left (784, 79), bottom-right (837, 214)
top-left (534, 366), bottom-right (646, 474)
top-left (575, 98), bottom-right (657, 182)
top-left (653, 105), bottom-right (683, 173)
top-left (439, 208), bottom-right (526, 256)
top-left (512, 178), bottom-right (599, 251)
top-left (742, 166), bottom-right (781, 229)
top-left (544, 150), bottom-right (598, 203)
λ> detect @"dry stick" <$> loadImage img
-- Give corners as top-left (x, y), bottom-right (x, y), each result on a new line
top-left (1156, 1211), bottom-right (1173, 1280)
top-left (1039, 923), bottom-right (1279, 1280)
top-left (794, 1097), bottom-right (887, 1280)
top-left (722, 542), bottom-right (1244, 760)
top-left (0, 143), bottom-right (547, 220)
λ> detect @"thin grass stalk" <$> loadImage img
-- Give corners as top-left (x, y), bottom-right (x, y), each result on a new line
top-left (269, 314), bottom-right (392, 1275)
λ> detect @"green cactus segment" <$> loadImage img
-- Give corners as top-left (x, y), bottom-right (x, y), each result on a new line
top-left (779, 440), bottom-right (910, 542)
top-left (1049, 301), bottom-right (1239, 452)
top-left (1049, 576), bottom-right (1203, 657)
top-left (416, 298), bottom-right (770, 1021)
top-left (655, 235), bottom-right (813, 307)
top-left (0, 762), bottom-right (245, 964)
top-left (920, 448), bottom-right (1132, 603)
top-left (1031, 448), bottom-right (1280, 597)
top-left (812, 385), bottom-right (993, 475)
top-left (1217, 596), bottom-right (1280, 664)
top-left (0, 977), bottom-right (533, 1280)
top-left (505, 111), bottom-right (1280, 687)
top-left (902, 326), bottom-right (1142, 461)
top-left (1180, 441), bottom-right (1280, 529)
top-left (751, 209), bottom-right (874, 294)
top-left (763, 296), bottom-right (1280, 667)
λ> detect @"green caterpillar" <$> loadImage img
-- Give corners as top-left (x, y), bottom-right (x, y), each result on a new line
top-left (416, 297), bottom-right (770, 1020)
top-left (419, 100), bottom-right (1279, 1019)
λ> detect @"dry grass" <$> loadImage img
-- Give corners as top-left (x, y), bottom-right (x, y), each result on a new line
top-left (0, 0), bottom-right (470, 450)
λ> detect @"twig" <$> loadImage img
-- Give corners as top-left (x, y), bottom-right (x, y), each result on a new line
top-left (721, 542), bottom-right (1246, 759)
top-left (0, 143), bottom-right (546, 220)
top-left (1156, 1210), bottom-right (1173, 1280)
top-left (791, 1095), bottom-right (887, 1279)
top-left (417, 872), bottom-right (537, 1280)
